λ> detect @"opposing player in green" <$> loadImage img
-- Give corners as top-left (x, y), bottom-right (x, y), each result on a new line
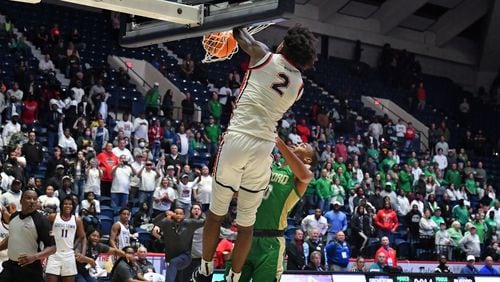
top-left (225, 137), bottom-right (314, 281)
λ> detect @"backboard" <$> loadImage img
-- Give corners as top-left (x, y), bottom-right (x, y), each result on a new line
top-left (119, 0), bottom-right (294, 48)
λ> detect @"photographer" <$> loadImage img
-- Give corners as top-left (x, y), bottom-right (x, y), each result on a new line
top-left (110, 155), bottom-right (137, 211)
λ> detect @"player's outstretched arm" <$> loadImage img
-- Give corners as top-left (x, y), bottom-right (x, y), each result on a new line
top-left (233, 26), bottom-right (269, 65)
top-left (275, 137), bottom-right (313, 196)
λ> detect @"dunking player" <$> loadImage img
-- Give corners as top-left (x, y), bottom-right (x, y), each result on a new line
top-left (46, 196), bottom-right (86, 282)
top-left (226, 137), bottom-right (314, 281)
top-left (193, 26), bottom-right (317, 282)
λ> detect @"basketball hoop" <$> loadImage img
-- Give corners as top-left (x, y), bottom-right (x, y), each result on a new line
top-left (202, 23), bottom-right (274, 64)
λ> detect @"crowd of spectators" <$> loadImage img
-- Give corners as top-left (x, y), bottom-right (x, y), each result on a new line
top-left (1, 8), bottom-right (500, 281)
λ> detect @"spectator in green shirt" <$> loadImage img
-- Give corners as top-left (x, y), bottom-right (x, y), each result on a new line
top-left (145, 82), bottom-right (161, 115)
top-left (447, 220), bottom-right (464, 247)
top-left (366, 143), bottom-right (379, 163)
top-left (398, 164), bottom-right (413, 193)
top-left (334, 167), bottom-right (348, 188)
top-left (203, 116), bottom-right (221, 155)
top-left (316, 169), bottom-right (333, 212)
top-left (472, 212), bottom-right (488, 246)
top-left (332, 157), bottom-right (346, 174)
top-left (380, 151), bottom-right (397, 170)
top-left (485, 210), bottom-right (497, 240)
top-left (346, 171), bottom-right (360, 193)
top-left (207, 92), bottom-right (222, 123)
top-left (465, 173), bottom-right (478, 196)
top-left (406, 151), bottom-right (418, 167)
top-left (452, 199), bottom-right (470, 227)
top-left (431, 208), bottom-right (446, 231)
top-left (445, 163), bottom-right (462, 188)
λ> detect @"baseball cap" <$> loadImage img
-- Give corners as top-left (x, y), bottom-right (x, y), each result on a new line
top-left (167, 165), bottom-right (175, 170)
top-left (11, 112), bottom-right (19, 117)
top-left (56, 164), bottom-right (65, 169)
top-left (181, 174), bottom-right (189, 178)
top-left (467, 255), bottom-right (475, 261)
top-left (62, 175), bottom-right (72, 181)
top-left (154, 82), bottom-right (159, 86)
top-left (332, 201), bottom-right (341, 206)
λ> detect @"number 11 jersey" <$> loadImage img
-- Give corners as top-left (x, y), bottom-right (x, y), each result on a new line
top-left (52, 213), bottom-right (77, 251)
top-left (228, 53), bottom-right (304, 142)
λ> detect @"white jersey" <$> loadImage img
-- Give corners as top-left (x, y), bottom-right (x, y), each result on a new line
top-left (117, 221), bottom-right (130, 250)
top-left (228, 53), bottom-right (304, 141)
top-left (52, 214), bottom-right (77, 252)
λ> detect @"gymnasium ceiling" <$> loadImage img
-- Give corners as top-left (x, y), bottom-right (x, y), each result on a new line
top-left (288, 0), bottom-right (500, 70)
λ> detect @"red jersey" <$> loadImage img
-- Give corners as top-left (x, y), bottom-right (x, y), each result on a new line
top-left (148, 125), bottom-right (164, 144)
top-left (96, 151), bottom-right (119, 181)
top-left (374, 208), bottom-right (398, 232)
top-left (404, 127), bottom-right (416, 140)
top-left (417, 87), bottom-right (426, 101)
top-left (21, 100), bottom-right (38, 124)
top-left (296, 124), bottom-right (310, 143)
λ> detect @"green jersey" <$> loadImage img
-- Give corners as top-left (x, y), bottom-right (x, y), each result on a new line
top-left (315, 177), bottom-right (332, 199)
top-left (398, 170), bottom-right (413, 193)
top-left (445, 169), bottom-right (462, 187)
top-left (465, 179), bottom-right (478, 194)
top-left (254, 164), bottom-right (300, 231)
top-left (407, 157), bottom-right (417, 167)
top-left (145, 88), bottom-right (160, 107)
top-left (208, 100), bottom-right (222, 120)
top-left (367, 148), bottom-right (379, 161)
top-left (380, 157), bottom-right (396, 170)
top-left (205, 124), bottom-right (221, 143)
top-left (452, 205), bottom-right (470, 226)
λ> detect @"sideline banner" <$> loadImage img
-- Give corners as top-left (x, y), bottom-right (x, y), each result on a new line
top-left (96, 253), bottom-right (496, 282)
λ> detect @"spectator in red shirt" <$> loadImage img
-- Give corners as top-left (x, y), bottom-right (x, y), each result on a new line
top-left (334, 136), bottom-right (348, 161)
top-left (374, 236), bottom-right (398, 267)
top-left (404, 122), bottom-right (416, 150)
top-left (296, 119), bottom-right (310, 143)
top-left (417, 82), bottom-right (426, 111)
top-left (374, 200), bottom-right (399, 242)
top-left (21, 94), bottom-right (38, 131)
top-left (96, 142), bottom-right (119, 197)
top-left (148, 118), bottom-right (164, 161)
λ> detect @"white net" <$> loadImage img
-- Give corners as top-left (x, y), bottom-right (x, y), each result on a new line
top-left (202, 23), bottom-right (274, 64)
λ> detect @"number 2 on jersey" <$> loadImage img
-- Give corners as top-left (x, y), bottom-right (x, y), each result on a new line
top-left (271, 73), bottom-right (290, 96)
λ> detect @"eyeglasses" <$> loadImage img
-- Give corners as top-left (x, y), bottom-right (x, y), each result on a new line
top-left (146, 163), bottom-right (153, 166)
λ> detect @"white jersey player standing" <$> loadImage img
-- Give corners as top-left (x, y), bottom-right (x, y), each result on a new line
top-left (194, 25), bottom-right (317, 282)
top-left (46, 196), bottom-right (86, 282)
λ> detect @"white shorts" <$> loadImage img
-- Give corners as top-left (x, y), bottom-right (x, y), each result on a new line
top-left (210, 131), bottom-right (273, 227)
top-left (45, 250), bottom-right (77, 277)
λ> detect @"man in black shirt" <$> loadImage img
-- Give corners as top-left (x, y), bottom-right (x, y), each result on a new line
top-left (22, 131), bottom-right (44, 179)
top-left (153, 207), bottom-right (204, 282)
top-left (434, 255), bottom-right (452, 273)
top-left (0, 189), bottom-right (55, 282)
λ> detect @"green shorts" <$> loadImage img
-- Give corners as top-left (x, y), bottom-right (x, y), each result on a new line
top-left (226, 236), bottom-right (286, 282)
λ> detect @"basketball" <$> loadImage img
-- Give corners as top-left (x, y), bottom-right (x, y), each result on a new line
top-left (203, 32), bottom-right (237, 59)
